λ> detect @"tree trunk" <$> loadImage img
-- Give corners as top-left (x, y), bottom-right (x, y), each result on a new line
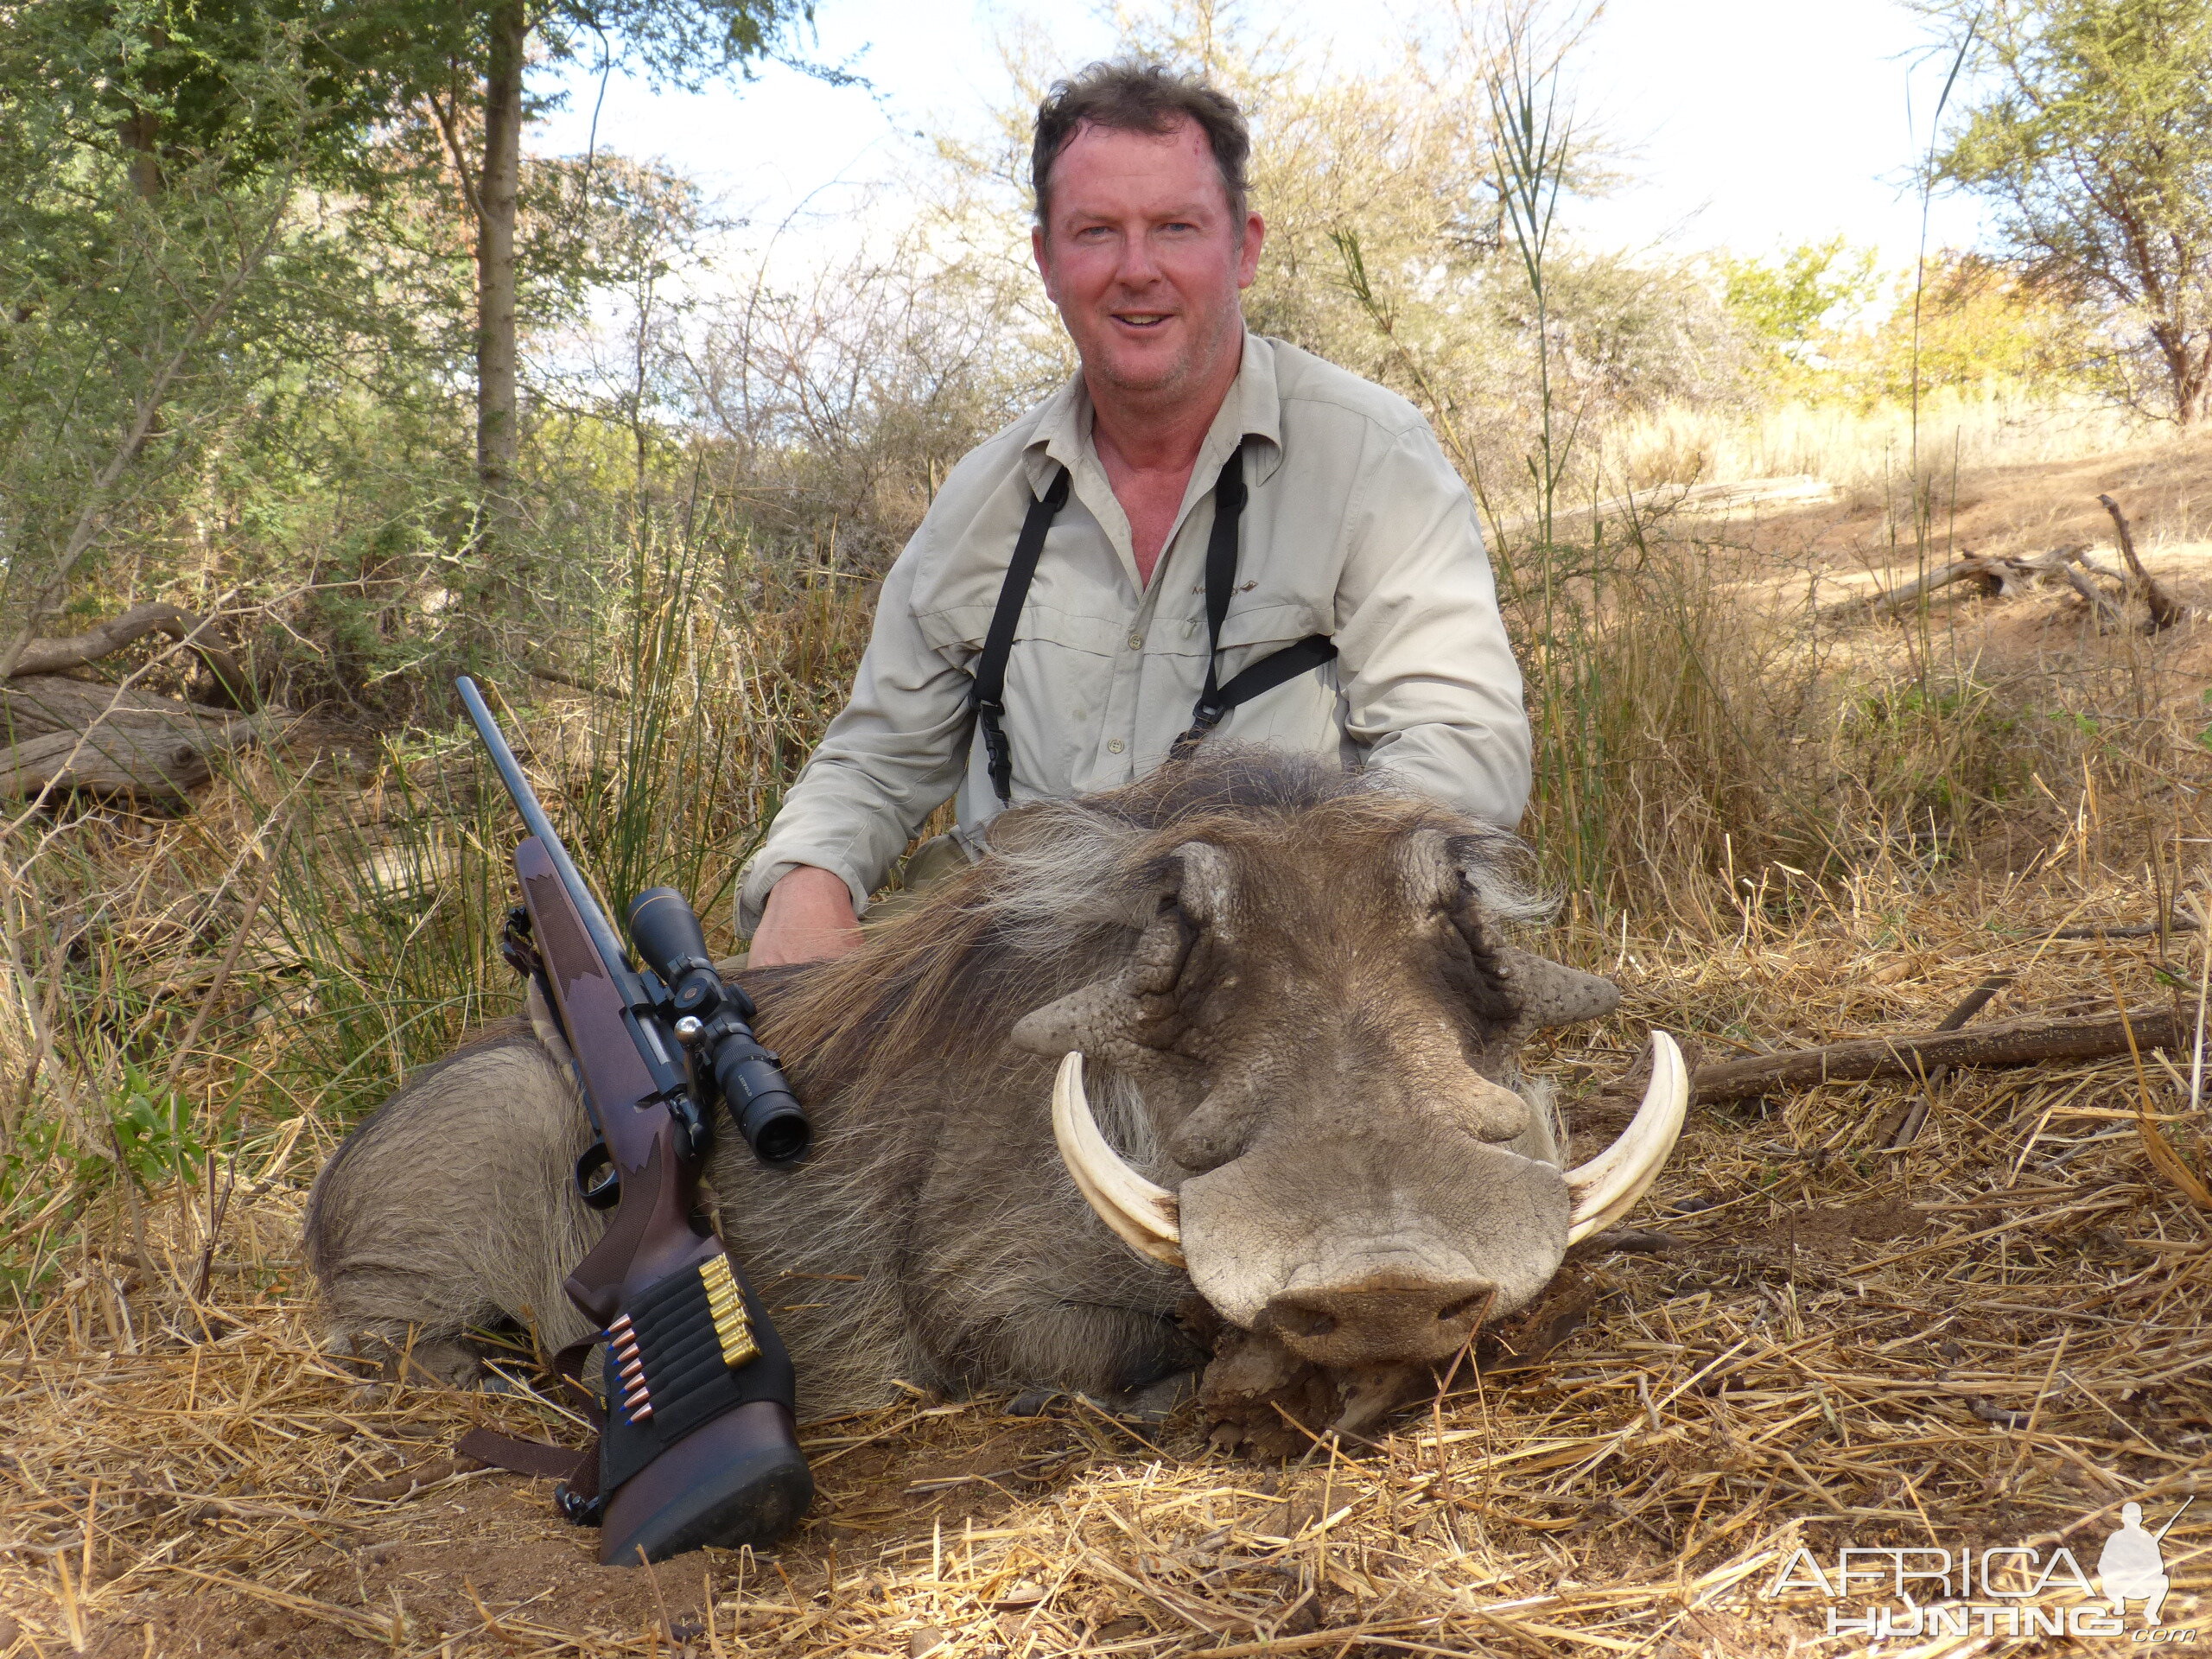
top-left (118, 108), bottom-right (162, 199)
top-left (475, 0), bottom-right (526, 518)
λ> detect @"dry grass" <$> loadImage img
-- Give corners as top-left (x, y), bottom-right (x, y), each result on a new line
top-left (9, 444), bottom-right (2212, 1656)
top-left (6, 850), bottom-right (2212, 1656)
top-left (1607, 386), bottom-right (2152, 500)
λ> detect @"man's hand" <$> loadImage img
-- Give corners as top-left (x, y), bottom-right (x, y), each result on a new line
top-left (749, 865), bottom-right (864, 968)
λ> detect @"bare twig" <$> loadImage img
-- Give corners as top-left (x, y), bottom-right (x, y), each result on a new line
top-left (1935, 971), bottom-right (2016, 1032)
top-left (2047, 918), bottom-right (2199, 940)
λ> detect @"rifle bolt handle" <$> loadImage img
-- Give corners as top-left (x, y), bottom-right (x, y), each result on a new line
top-left (674, 1015), bottom-right (704, 1043)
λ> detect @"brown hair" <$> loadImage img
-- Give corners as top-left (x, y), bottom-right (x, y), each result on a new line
top-left (1031, 60), bottom-right (1251, 231)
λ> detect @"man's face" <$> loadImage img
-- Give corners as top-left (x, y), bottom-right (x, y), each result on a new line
top-left (1032, 118), bottom-right (1264, 407)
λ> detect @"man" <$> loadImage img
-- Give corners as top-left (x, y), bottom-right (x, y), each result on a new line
top-left (2098, 1501), bottom-right (2171, 1626)
top-left (742, 60), bottom-right (1529, 966)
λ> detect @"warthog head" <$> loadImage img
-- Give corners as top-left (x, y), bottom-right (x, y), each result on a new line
top-left (989, 760), bottom-right (1686, 1381)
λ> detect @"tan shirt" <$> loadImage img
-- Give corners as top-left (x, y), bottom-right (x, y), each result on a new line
top-left (737, 333), bottom-right (1529, 931)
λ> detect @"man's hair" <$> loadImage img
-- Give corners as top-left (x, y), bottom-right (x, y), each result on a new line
top-left (1031, 60), bottom-right (1251, 230)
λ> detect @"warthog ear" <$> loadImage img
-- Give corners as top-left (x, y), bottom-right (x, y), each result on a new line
top-left (1496, 948), bottom-right (1619, 1029)
top-left (1012, 842), bottom-right (1226, 1058)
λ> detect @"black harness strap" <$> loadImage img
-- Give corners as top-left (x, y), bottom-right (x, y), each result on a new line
top-left (971, 465), bottom-right (1071, 804)
top-left (1171, 449), bottom-right (1336, 760)
top-left (972, 448), bottom-right (1337, 802)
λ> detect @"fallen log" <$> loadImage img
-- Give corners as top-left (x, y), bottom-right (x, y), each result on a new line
top-left (1688, 1005), bottom-right (2183, 1104)
top-left (2063, 561), bottom-right (2128, 630)
top-left (0, 676), bottom-right (264, 804)
top-left (1817, 543), bottom-right (2110, 625)
top-left (9, 601), bottom-right (253, 706)
top-left (1818, 554), bottom-right (2008, 623)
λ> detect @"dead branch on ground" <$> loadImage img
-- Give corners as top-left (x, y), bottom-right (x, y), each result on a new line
top-left (1817, 543), bottom-right (2128, 626)
top-left (10, 601), bottom-right (253, 707)
top-left (1684, 1004), bottom-right (2183, 1104)
top-left (2097, 493), bottom-right (2185, 630)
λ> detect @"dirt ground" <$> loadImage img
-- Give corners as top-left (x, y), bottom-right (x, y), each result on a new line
top-left (10, 442), bottom-right (2212, 1656)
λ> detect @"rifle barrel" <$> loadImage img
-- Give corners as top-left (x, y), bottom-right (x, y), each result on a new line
top-left (456, 676), bottom-right (641, 999)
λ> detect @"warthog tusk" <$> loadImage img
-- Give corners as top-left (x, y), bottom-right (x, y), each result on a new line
top-left (1052, 1052), bottom-right (1185, 1268)
top-left (1566, 1030), bottom-right (1689, 1244)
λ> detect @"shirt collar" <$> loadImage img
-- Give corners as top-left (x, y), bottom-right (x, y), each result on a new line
top-left (1021, 330), bottom-right (1285, 494)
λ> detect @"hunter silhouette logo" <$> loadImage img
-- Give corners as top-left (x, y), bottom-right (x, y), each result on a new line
top-left (1763, 1496), bottom-right (2196, 1637)
top-left (2100, 1497), bottom-right (2190, 1628)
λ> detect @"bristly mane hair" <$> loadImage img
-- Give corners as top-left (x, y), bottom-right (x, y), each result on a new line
top-left (752, 747), bottom-right (1541, 1107)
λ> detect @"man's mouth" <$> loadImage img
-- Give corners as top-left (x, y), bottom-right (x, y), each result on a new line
top-left (1112, 312), bottom-right (1173, 330)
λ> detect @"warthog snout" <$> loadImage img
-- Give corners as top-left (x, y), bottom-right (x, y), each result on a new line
top-left (1259, 1272), bottom-right (1497, 1367)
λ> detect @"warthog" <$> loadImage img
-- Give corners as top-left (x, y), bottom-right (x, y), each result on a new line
top-left (307, 749), bottom-right (1684, 1446)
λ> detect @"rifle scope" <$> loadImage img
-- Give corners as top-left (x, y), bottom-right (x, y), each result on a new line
top-left (627, 887), bottom-right (812, 1165)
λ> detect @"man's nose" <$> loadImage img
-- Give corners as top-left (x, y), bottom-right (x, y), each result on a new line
top-left (1112, 231), bottom-right (1164, 288)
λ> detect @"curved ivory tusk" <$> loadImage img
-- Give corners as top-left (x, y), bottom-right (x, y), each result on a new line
top-left (1051, 1052), bottom-right (1185, 1268)
top-left (1565, 1030), bottom-right (1689, 1245)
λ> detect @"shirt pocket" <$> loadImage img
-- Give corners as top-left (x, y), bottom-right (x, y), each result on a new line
top-left (914, 601), bottom-right (1124, 662)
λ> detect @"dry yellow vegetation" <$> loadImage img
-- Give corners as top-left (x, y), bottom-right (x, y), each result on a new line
top-left (4, 435), bottom-right (2212, 1655)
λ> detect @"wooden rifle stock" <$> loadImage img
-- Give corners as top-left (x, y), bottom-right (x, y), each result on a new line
top-left (514, 836), bottom-right (718, 1325)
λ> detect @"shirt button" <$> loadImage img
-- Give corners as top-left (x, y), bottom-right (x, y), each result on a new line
top-left (1106, 738), bottom-right (1126, 754)
top-left (1127, 632), bottom-right (1144, 651)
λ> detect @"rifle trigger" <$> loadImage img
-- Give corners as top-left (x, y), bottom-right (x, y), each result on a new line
top-left (499, 905), bottom-right (543, 980)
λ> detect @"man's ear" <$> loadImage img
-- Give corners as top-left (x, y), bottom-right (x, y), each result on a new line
top-left (1236, 212), bottom-right (1265, 288)
top-left (1032, 223), bottom-right (1056, 299)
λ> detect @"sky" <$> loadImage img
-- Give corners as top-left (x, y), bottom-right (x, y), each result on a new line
top-left (531, 0), bottom-right (1991, 273)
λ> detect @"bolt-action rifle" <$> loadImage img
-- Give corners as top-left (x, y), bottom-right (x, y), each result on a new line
top-left (457, 676), bottom-right (813, 1564)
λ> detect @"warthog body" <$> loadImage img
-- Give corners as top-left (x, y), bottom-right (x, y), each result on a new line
top-left (308, 750), bottom-right (1664, 1440)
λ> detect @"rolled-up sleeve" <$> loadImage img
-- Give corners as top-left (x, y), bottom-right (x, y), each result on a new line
top-left (1333, 423), bottom-right (1531, 829)
top-left (736, 543), bottom-right (974, 932)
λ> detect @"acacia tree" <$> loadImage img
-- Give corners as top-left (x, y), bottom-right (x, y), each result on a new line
top-left (1923, 0), bottom-right (2212, 423)
top-left (31, 0), bottom-right (818, 515)
top-left (380, 0), bottom-right (819, 523)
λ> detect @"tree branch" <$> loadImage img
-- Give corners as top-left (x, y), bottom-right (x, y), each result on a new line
top-left (2097, 493), bottom-right (2185, 628)
top-left (1685, 1005), bottom-right (2184, 1105)
top-left (10, 602), bottom-right (253, 706)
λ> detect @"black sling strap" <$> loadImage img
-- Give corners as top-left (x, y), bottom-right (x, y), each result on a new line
top-left (1172, 450), bottom-right (1337, 760)
top-left (972, 465), bottom-right (1070, 804)
top-left (971, 448), bottom-right (1338, 803)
